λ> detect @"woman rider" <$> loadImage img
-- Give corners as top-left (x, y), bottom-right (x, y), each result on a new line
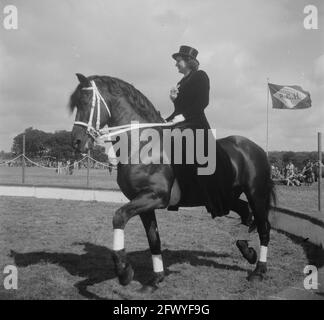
top-left (165, 45), bottom-right (235, 219)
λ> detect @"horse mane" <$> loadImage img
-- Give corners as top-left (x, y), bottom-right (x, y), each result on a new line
top-left (68, 75), bottom-right (163, 122)
top-left (68, 85), bottom-right (81, 113)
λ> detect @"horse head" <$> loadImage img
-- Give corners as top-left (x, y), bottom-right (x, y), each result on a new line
top-left (69, 73), bottom-right (163, 154)
top-left (69, 73), bottom-right (115, 153)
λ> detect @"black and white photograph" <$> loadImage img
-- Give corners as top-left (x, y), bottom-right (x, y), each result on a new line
top-left (0, 0), bottom-right (323, 304)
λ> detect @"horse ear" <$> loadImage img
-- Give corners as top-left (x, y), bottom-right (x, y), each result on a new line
top-left (76, 73), bottom-right (89, 85)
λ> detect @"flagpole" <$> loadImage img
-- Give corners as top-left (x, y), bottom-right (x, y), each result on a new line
top-left (266, 78), bottom-right (270, 156)
top-left (318, 132), bottom-right (322, 212)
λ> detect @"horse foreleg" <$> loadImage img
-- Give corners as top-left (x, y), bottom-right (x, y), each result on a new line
top-left (112, 192), bottom-right (168, 286)
top-left (138, 211), bottom-right (165, 293)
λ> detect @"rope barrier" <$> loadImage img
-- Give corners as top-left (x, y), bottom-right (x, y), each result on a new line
top-left (87, 155), bottom-right (117, 169)
top-left (1, 154), bottom-right (116, 171)
top-left (0, 154), bottom-right (22, 166)
top-left (23, 155), bottom-right (58, 170)
top-left (57, 155), bottom-right (89, 170)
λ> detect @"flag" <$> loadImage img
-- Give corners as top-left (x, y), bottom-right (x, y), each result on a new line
top-left (268, 83), bottom-right (312, 109)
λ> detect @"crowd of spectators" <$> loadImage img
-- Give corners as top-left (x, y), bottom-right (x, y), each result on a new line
top-left (271, 160), bottom-right (322, 186)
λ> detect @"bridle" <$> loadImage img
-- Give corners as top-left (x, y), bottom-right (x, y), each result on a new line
top-left (74, 80), bottom-right (111, 140)
top-left (73, 79), bottom-right (184, 142)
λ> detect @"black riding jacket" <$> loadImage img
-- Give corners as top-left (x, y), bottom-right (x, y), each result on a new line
top-left (166, 70), bottom-right (210, 128)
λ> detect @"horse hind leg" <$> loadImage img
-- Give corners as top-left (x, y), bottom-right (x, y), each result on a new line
top-left (246, 192), bottom-right (271, 282)
top-left (230, 198), bottom-right (257, 265)
top-left (230, 197), bottom-right (253, 227)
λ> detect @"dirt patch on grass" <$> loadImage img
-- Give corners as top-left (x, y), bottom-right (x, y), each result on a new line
top-left (0, 196), bottom-right (320, 300)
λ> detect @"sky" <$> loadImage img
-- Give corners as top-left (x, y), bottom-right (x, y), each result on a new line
top-left (0, 0), bottom-right (323, 152)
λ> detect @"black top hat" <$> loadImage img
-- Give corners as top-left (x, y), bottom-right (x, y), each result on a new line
top-left (172, 45), bottom-right (199, 63)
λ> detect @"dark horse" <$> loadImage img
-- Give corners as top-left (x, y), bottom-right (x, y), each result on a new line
top-left (69, 74), bottom-right (276, 292)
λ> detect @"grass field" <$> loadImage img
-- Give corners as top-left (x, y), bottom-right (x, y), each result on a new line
top-left (0, 166), bottom-right (119, 189)
top-left (1, 166), bottom-right (323, 214)
top-left (275, 183), bottom-right (324, 215)
top-left (1, 196), bottom-right (323, 300)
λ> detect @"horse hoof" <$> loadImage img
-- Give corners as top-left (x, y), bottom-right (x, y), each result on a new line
top-left (138, 272), bottom-right (165, 294)
top-left (118, 263), bottom-right (134, 286)
top-left (247, 261), bottom-right (267, 282)
top-left (236, 241), bottom-right (257, 264)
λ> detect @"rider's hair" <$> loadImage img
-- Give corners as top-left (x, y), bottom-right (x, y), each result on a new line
top-left (183, 57), bottom-right (199, 72)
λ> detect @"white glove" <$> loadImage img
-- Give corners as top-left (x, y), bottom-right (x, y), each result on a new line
top-left (171, 114), bottom-right (185, 124)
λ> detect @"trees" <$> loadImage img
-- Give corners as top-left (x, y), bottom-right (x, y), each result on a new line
top-left (45, 130), bottom-right (74, 160)
top-left (11, 128), bottom-right (107, 161)
top-left (282, 151), bottom-right (295, 164)
top-left (0, 150), bottom-right (13, 160)
top-left (11, 128), bottom-right (75, 160)
top-left (11, 127), bottom-right (49, 157)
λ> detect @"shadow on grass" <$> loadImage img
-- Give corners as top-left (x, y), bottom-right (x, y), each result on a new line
top-left (274, 229), bottom-right (324, 268)
top-left (274, 229), bottom-right (324, 299)
top-left (9, 242), bottom-right (247, 300)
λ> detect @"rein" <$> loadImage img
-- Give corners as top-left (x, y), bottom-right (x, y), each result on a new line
top-left (74, 80), bottom-right (182, 141)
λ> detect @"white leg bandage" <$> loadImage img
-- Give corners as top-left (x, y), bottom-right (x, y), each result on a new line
top-left (259, 246), bottom-right (268, 262)
top-left (152, 255), bottom-right (164, 273)
top-left (113, 229), bottom-right (125, 251)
